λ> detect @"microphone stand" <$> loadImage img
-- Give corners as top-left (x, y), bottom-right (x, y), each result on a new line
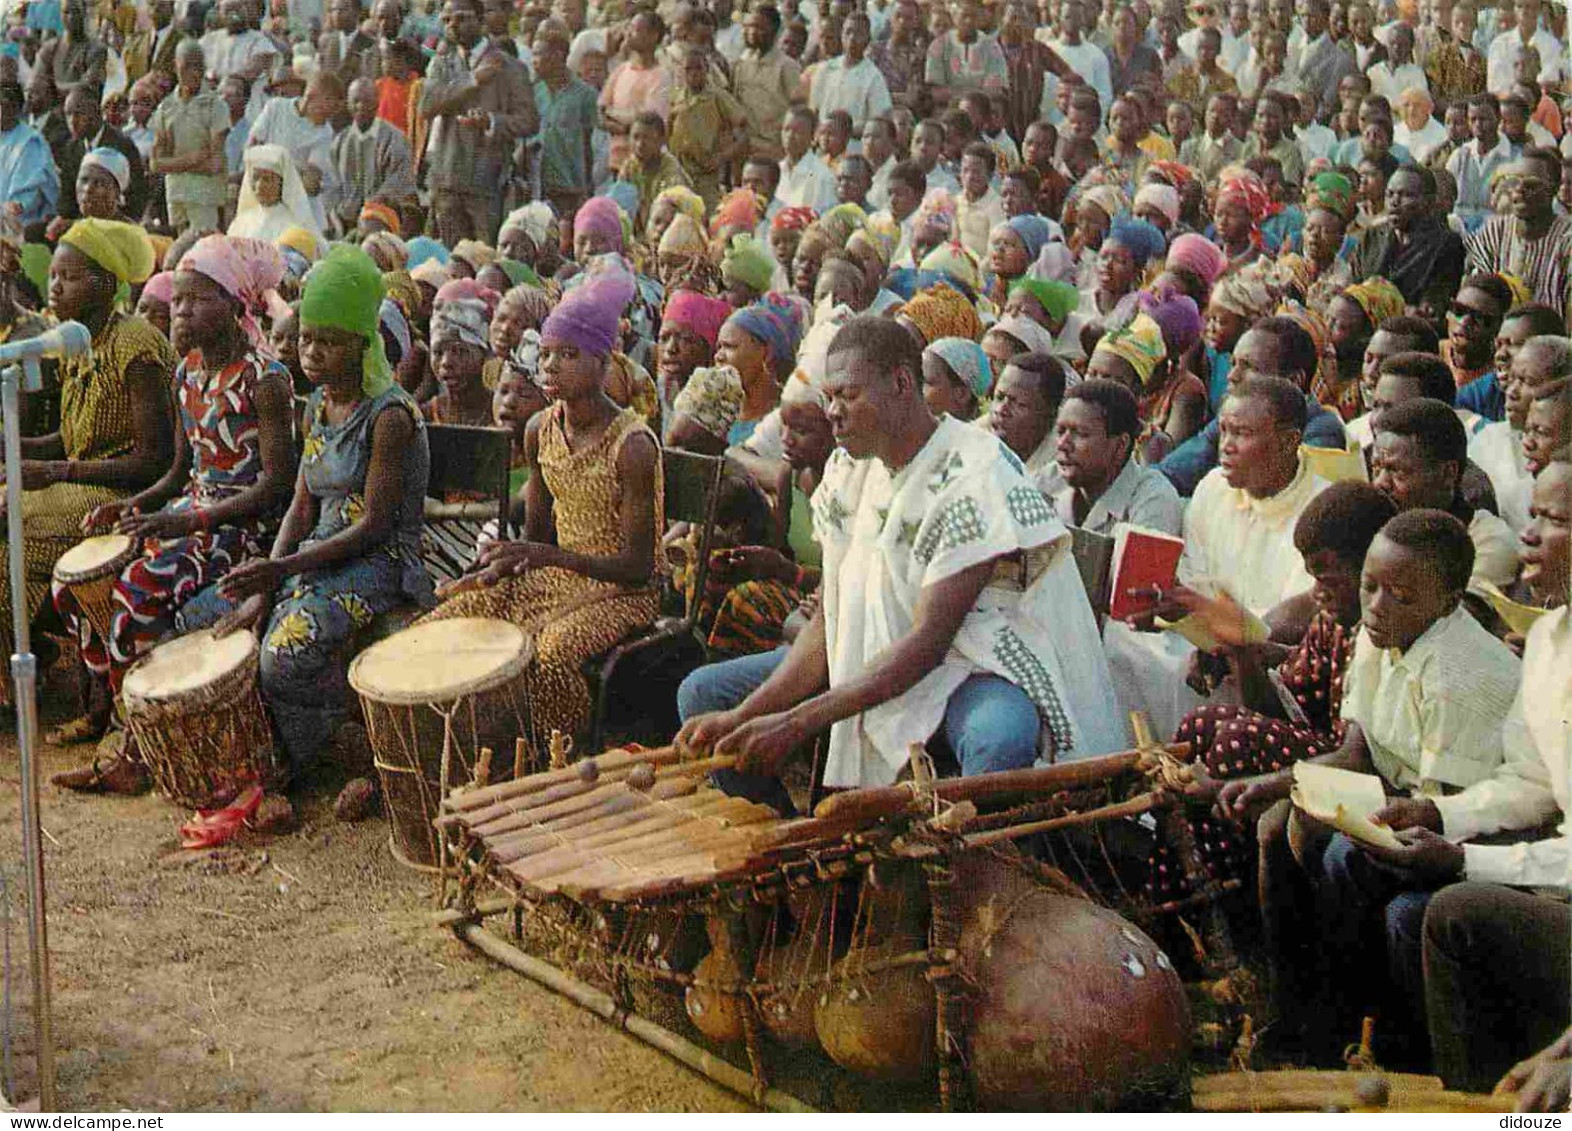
top-left (3, 356), bottom-right (57, 1112)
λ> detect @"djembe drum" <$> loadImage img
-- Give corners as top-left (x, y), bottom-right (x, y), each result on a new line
top-left (52, 533), bottom-right (136, 640)
top-left (121, 628), bottom-right (280, 808)
top-left (348, 617), bottom-right (532, 871)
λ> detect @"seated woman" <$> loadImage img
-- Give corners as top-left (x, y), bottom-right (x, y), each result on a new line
top-left (1146, 481), bottom-right (1397, 905)
top-left (1210, 167), bottom-right (1271, 274)
top-left (719, 234), bottom-right (773, 312)
top-left (921, 336), bottom-right (992, 422)
top-left (485, 282), bottom-right (553, 391)
top-left (655, 288), bottom-right (731, 414)
top-left (52, 236), bottom-right (298, 787)
top-left (1320, 276), bottom-right (1405, 422)
top-left (1005, 277), bottom-right (1089, 369)
top-left (703, 295), bottom-right (805, 447)
top-left (498, 202), bottom-right (562, 279)
top-left (654, 214), bottom-right (712, 293)
top-left (643, 184), bottom-right (705, 250)
top-left (768, 207), bottom-right (817, 294)
top-left (1079, 215), bottom-right (1167, 325)
top-left (134, 271), bottom-right (174, 340)
top-left (422, 293), bottom-right (494, 427)
top-left (424, 271), bottom-right (663, 755)
top-left (4, 220), bottom-right (177, 705)
top-left (1279, 171), bottom-right (1358, 314)
top-left (1087, 308), bottom-right (1205, 464)
top-left (185, 246), bottom-right (433, 773)
top-left (228, 145), bottom-right (323, 245)
top-left (565, 196), bottom-right (664, 374)
top-left (985, 215), bottom-right (1055, 307)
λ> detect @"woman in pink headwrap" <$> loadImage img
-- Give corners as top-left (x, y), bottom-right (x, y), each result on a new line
top-left (423, 270), bottom-right (666, 753)
top-left (656, 288), bottom-right (731, 411)
top-left (134, 271), bottom-right (175, 340)
top-left (1158, 233), bottom-right (1229, 309)
top-left (51, 234), bottom-right (300, 766)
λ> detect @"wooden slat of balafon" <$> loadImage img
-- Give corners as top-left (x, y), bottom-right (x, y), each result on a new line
top-left (1191, 1070), bottom-right (1514, 1113)
top-left (487, 787), bottom-right (726, 863)
top-left (444, 745), bottom-right (682, 812)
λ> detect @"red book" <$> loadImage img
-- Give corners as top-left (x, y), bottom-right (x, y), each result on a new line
top-left (1107, 525), bottom-right (1185, 622)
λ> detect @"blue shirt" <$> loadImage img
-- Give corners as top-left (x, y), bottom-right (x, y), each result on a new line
top-left (1159, 391), bottom-right (1347, 496)
top-left (1204, 345), bottom-right (1233, 415)
top-left (1457, 371), bottom-right (1504, 422)
top-left (0, 122), bottom-right (59, 227)
top-left (533, 75), bottom-right (598, 196)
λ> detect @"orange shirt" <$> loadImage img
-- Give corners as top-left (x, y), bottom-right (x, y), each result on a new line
top-left (376, 76), bottom-right (414, 137)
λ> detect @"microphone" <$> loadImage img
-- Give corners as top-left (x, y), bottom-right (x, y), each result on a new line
top-left (0, 322), bottom-right (93, 366)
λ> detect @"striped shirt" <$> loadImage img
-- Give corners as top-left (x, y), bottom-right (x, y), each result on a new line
top-left (1465, 214), bottom-right (1572, 322)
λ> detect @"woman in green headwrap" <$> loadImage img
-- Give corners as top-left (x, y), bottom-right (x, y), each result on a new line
top-left (185, 245), bottom-right (434, 773)
top-left (1280, 170), bottom-right (1358, 314)
top-left (0, 219), bottom-right (177, 707)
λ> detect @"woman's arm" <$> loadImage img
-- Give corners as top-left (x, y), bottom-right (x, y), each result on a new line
top-left (1164, 387), bottom-right (1208, 449)
top-left (22, 358), bottom-right (175, 492)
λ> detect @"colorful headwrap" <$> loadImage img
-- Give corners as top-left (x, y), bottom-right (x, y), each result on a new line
top-left (658, 213), bottom-right (709, 258)
top-left (435, 277), bottom-right (501, 318)
top-left (382, 269), bottom-right (421, 316)
top-left (990, 313), bottom-right (1057, 357)
top-left (1495, 272), bottom-right (1533, 308)
top-left (431, 297), bottom-right (493, 351)
top-left (1106, 216), bottom-right (1168, 267)
top-left (1092, 312), bottom-right (1167, 385)
top-left (141, 271), bottom-right (175, 306)
top-left (926, 336), bottom-right (994, 399)
top-left (1134, 288), bottom-right (1204, 357)
top-left (1004, 214), bottom-right (1055, 263)
top-left (727, 293), bottom-right (806, 372)
top-left (899, 283), bottom-right (983, 345)
top-left (1165, 233), bottom-right (1228, 290)
top-left (771, 206), bottom-right (819, 233)
top-left (61, 219), bottom-right (155, 303)
top-left (654, 185), bottom-right (705, 227)
top-left (721, 234), bottom-right (774, 294)
top-left (177, 234), bottom-right (287, 349)
top-left (501, 283), bottom-right (553, 332)
top-left (710, 188), bottom-right (764, 238)
top-left (1303, 171), bottom-right (1357, 222)
top-left (1133, 183), bottom-right (1181, 227)
top-left (1216, 168), bottom-right (1272, 232)
top-left (406, 235), bottom-right (449, 268)
top-left (498, 259), bottom-right (542, 288)
top-left (361, 230), bottom-right (409, 272)
top-left (501, 202), bottom-right (557, 250)
top-left (913, 189), bottom-right (958, 238)
top-left (1342, 276), bottom-right (1405, 328)
top-left (818, 203), bottom-right (868, 249)
top-left (277, 226), bottom-right (320, 263)
top-left (452, 239), bottom-right (498, 272)
top-left (854, 214), bottom-right (901, 268)
top-left (411, 259), bottom-right (450, 289)
top-left (574, 196), bottom-right (626, 251)
top-left (1010, 277), bottom-right (1078, 323)
top-left (1146, 160), bottom-right (1194, 189)
top-left (1275, 297), bottom-right (1339, 401)
top-left (1077, 185), bottom-right (1130, 225)
top-left (81, 146), bottom-right (132, 192)
top-left (1273, 253), bottom-right (1318, 298)
top-left (671, 364), bottom-right (745, 441)
top-left (540, 267), bottom-right (635, 357)
top-left (885, 267), bottom-right (976, 303)
top-left (664, 288), bottom-right (731, 348)
top-left (1209, 262), bottom-right (1281, 321)
top-left (920, 241), bottom-right (983, 294)
top-left (299, 245), bottom-right (393, 396)
top-left (359, 200), bottom-right (402, 236)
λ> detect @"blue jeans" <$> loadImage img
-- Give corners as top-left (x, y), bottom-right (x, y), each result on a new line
top-left (677, 649), bottom-right (1041, 810)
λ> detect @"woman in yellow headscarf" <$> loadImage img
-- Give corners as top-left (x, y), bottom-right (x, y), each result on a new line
top-left (1, 219), bottom-right (177, 707)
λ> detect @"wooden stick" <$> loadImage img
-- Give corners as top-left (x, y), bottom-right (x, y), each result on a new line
top-left (475, 775), bottom-right (697, 841)
top-left (811, 750), bottom-right (1144, 823)
top-left (487, 784), bottom-right (719, 862)
top-left (510, 798), bottom-right (767, 886)
top-left (443, 745), bottom-right (682, 812)
top-left (512, 737), bottom-right (527, 781)
top-left (958, 793), bottom-right (1158, 848)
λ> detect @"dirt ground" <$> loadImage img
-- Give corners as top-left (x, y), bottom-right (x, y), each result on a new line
top-left (0, 671), bottom-right (742, 1113)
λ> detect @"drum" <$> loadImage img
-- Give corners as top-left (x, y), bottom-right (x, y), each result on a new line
top-left (122, 628), bottom-right (280, 809)
top-left (53, 533), bottom-right (136, 640)
top-left (349, 617), bottom-right (532, 871)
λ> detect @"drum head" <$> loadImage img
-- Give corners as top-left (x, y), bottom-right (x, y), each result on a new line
top-left (123, 628), bottom-right (258, 703)
top-left (54, 533), bottom-right (134, 581)
top-left (349, 617), bottom-right (531, 705)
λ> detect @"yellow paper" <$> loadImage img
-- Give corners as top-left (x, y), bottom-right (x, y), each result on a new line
top-left (1301, 442), bottom-right (1368, 483)
top-left (1290, 762), bottom-right (1402, 850)
top-left (1472, 579), bottom-right (1548, 636)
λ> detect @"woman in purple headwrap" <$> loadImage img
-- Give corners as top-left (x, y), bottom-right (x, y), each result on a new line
top-left (51, 234), bottom-right (300, 775)
top-left (1130, 287), bottom-right (1208, 462)
top-left (422, 269), bottom-right (667, 753)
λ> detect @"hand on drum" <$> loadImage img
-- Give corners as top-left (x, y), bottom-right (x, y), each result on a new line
top-left (213, 593), bottom-right (269, 639)
top-left (117, 508), bottom-right (195, 541)
top-left (219, 558), bottom-right (286, 603)
top-left (474, 539), bottom-right (558, 585)
top-left (82, 501), bottom-right (131, 533)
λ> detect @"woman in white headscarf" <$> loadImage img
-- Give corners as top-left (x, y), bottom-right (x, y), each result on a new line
top-left (228, 144), bottom-right (323, 245)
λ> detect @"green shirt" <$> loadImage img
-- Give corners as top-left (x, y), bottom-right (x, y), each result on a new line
top-left (533, 75), bottom-right (598, 196)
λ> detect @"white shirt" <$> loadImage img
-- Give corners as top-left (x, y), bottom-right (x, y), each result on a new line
top-left (1368, 59), bottom-right (1429, 102)
top-left (955, 186), bottom-right (1006, 259)
top-left (1296, 121), bottom-right (1339, 166)
top-left (1468, 508), bottom-right (1522, 592)
top-left (1048, 38), bottom-right (1113, 119)
top-left (778, 150), bottom-right (838, 213)
top-left (1438, 607), bottom-right (1569, 889)
top-left (807, 55), bottom-right (892, 132)
top-left (1469, 420), bottom-right (1534, 533)
top-left (200, 27), bottom-right (277, 85)
top-left (246, 96), bottom-right (338, 232)
top-left (1486, 27), bottom-right (1565, 96)
top-left (1394, 115), bottom-right (1448, 164)
top-left (1218, 26), bottom-right (1251, 74)
top-left (867, 155), bottom-right (896, 211)
top-left (812, 416), bottom-right (1128, 786)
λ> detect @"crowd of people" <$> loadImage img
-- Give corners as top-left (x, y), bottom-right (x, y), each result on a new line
top-left (0, 0), bottom-right (1569, 1108)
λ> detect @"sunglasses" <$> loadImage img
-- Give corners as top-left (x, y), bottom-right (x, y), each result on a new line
top-left (1447, 302), bottom-right (1494, 321)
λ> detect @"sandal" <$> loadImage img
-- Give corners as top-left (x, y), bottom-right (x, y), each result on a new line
top-left (46, 714), bottom-right (110, 747)
top-left (50, 754), bottom-right (151, 796)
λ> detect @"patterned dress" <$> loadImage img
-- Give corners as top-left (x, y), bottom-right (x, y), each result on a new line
top-left (0, 313), bottom-right (177, 702)
top-left (1147, 610), bottom-right (1354, 905)
top-left (422, 403), bottom-right (663, 753)
top-left (178, 384), bottom-right (433, 769)
top-left (52, 350), bottom-right (287, 691)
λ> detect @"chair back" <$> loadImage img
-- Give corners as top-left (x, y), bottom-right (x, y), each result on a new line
top-left (662, 448), bottom-right (726, 620)
top-left (426, 423), bottom-right (514, 519)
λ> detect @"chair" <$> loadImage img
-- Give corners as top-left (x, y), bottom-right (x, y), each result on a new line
top-left (586, 448), bottom-right (726, 753)
top-left (1070, 526), bottom-right (1115, 625)
top-left (420, 422), bottom-right (515, 585)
